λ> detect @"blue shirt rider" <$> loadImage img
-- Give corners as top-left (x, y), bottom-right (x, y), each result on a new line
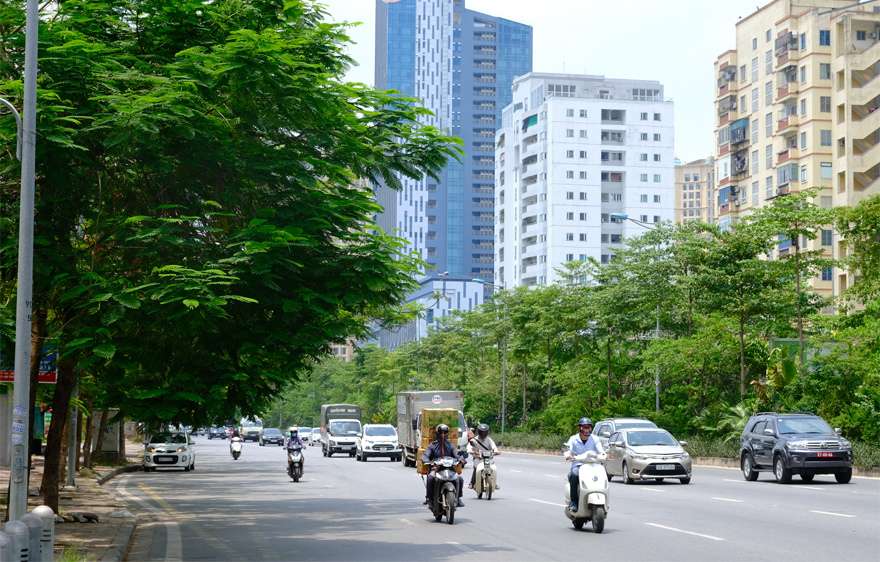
top-left (563, 417), bottom-right (605, 512)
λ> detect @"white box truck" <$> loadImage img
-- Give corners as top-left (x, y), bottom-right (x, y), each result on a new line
top-left (397, 391), bottom-right (467, 467)
top-left (320, 404), bottom-right (362, 457)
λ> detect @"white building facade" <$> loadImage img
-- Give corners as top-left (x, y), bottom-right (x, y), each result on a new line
top-left (494, 73), bottom-right (675, 287)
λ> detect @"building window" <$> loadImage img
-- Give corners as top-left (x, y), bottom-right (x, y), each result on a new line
top-left (752, 181), bottom-right (759, 205)
top-left (579, 130), bottom-right (588, 138)
top-left (819, 63), bottom-right (831, 79)
top-left (654, 113), bottom-right (661, 121)
top-left (566, 150), bottom-right (574, 158)
top-left (751, 88), bottom-right (758, 112)
top-left (579, 213), bottom-right (587, 220)
top-left (653, 154), bottom-right (661, 162)
top-left (640, 194), bottom-right (648, 202)
top-left (820, 130), bottom-right (831, 146)
top-left (821, 229), bottom-right (833, 246)
top-left (654, 195), bottom-right (661, 203)
top-left (566, 232), bottom-right (574, 241)
top-left (640, 133), bottom-right (648, 141)
top-left (752, 149), bottom-right (759, 174)
top-left (740, 65), bottom-right (746, 82)
top-left (800, 33), bottom-right (805, 50)
top-left (821, 268), bottom-right (833, 281)
top-left (566, 253), bottom-right (574, 262)
top-left (653, 174), bottom-right (661, 182)
top-left (580, 109), bottom-right (588, 118)
top-left (566, 108), bottom-right (574, 117)
top-left (640, 174), bottom-right (648, 182)
top-left (801, 165), bottom-right (806, 182)
top-left (801, 132), bottom-right (807, 149)
top-left (818, 96), bottom-right (830, 112)
top-left (766, 29), bottom-right (771, 42)
top-left (765, 145), bottom-right (772, 169)
top-left (566, 191), bottom-right (574, 200)
top-left (640, 153), bottom-right (648, 161)
top-left (579, 233), bottom-right (587, 241)
top-left (800, 65), bottom-right (806, 83)
top-left (577, 192), bottom-right (586, 200)
top-left (751, 57), bottom-right (758, 81)
top-left (752, 37), bottom-right (757, 50)
top-left (857, 30), bottom-right (867, 41)
top-left (566, 170), bottom-right (574, 178)
top-left (765, 176), bottom-right (773, 199)
top-left (640, 214), bottom-right (648, 222)
top-left (764, 81), bottom-right (772, 105)
top-left (765, 50), bottom-right (772, 75)
top-left (566, 129), bottom-right (574, 137)
top-left (654, 215), bottom-right (660, 223)
top-left (654, 134), bottom-right (661, 141)
top-left (579, 171), bottom-right (587, 179)
top-left (601, 214), bottom-right (609, 223)
top-left (580, 150), bottom-right (588, 159)
top-left (765, 113), bottom-right (772, 137)
top-left (819, 30), bottom-right (830, 46)
top-left (820, 162), bottom-right (832, 179)
top-left (752, 118), bottom-right (759, 143)
top-left (640, 112), bottom-right (648, 120)
top-left (566, 212), bottom-right (574, 220)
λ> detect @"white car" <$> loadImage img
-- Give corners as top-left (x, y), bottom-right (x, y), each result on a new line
top-left (310, 428), bottom-right (321, 446)
top-left (143, 431), bottom-right (195, 472)
top-left (355, 424), bottom-right (400, 462)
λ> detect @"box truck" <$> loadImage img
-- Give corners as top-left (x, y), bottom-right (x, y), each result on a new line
top-left (320, 404), bottom-right (362, 457)
top-left (397, 391), bottom-right (467, 468)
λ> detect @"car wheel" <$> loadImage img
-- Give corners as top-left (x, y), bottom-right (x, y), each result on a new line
top-left (800, 473), bottom-right (814, 482)
top-left (184, 464), bottom-right (190, 472)
top-left (835, 468), bottom-right (852, 484)
top-left (191, 461), bottom-right (195, 471)
top-left (742, 453), bottom-right (759, 481)
top-left (349, 451), bottom-right (355, 458)
top-left (622, 462), bottom-right (634, 485)
top-left (774, 455), bottom-right (792, 484)
top-left (679, 476), bottom-right (690, 484)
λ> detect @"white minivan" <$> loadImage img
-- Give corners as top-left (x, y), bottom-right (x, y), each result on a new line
top-left (355, 424), bottom-right (400, 462)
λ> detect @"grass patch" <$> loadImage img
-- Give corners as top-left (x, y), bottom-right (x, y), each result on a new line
top-left (58, 545), bottom-right (97, 562)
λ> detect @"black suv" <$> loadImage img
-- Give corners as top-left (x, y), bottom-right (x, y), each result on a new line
top-left (740, 412), bottom-right (853, 484)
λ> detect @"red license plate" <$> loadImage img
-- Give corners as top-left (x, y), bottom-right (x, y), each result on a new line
top-left (817, 452), bottom-right (833, 458)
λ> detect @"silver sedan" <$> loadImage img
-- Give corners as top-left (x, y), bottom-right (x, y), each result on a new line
top-left (605, 428), bottom-right (692, 484)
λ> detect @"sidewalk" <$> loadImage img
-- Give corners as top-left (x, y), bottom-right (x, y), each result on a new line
top-left (1, 440), bottom-right (142, 561)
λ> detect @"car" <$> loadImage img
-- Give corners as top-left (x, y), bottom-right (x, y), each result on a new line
top-left (605, 428), bottom-right (691, 484)
top-left (592, 418), bottom-right (658, 448)
top-left (143, 431), bottom-right (195, 472)
top-left (259, 427), bottom-right (285, 446)
top-left (355, 424), bottom-right (401, 462)
top-left (207, 426), bottom-right (226, 440)
top-left (309, 428), bottom-right (321, 446)
top-left (739, 411), bottom-right (853, 484)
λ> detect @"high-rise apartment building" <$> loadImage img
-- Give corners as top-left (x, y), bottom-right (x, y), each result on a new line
top-left (674, 157), bottom-right (716, 224)
top-left (374, 0), bottom-right (532, 284)
top-left (713, 0), bottom-right (879, 305)
top-left (494, 73), bottom-right (674, 287)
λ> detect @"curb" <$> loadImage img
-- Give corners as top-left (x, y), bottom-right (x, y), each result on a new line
top-left (96, 463), bottom-right (141, 486)
top-left (101, 516), bottom-right (138, 562)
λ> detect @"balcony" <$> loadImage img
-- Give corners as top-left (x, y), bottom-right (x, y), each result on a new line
top-left (776, 81), bottom-right (799, 101)
top-left (731, 151), bottom-right (749, 177)
top-left (777, 114), bottom-right (799, 135)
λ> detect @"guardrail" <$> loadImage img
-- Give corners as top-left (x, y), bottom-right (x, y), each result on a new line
top-left (0, 505), bottom-right (54, 561)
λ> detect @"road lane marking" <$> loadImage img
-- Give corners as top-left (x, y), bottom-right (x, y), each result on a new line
top-left (793, 485), bottom-right (825, 491)
top-left (529, 499), bottom-right (566, 507)
top-left (381, 467), bottom-right (395, 471)
top-left (811, 510), bottom-right (856, 518)
top-left (712, 497), bottom-right (745, 503)
top-left (510, 469), bottom-right (523, 473)
top-left (640, 488), bottom-right (665, 493)
top-left (544, 474), bottom-right (561, 478)
top-left (400, 518), bottom-right (417, 526)
top-left (646, 523), bottom-right (725, 541)
top-left (723, 479), bottom-right (747, 483)
top-left (520, 459), bottom-right (533, 462)
top-left (447, 542), bottom-right (474, 553)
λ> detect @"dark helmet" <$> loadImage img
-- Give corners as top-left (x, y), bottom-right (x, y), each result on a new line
top-left (436, 424), bottom-right (450, 437)
top-left (577, 417), bottom-right (593, 428)
top-left (477, 423), bottom-right (489, 434)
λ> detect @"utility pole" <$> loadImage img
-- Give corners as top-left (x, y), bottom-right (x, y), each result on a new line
top-left (10, 0), bottom-right (40, 521)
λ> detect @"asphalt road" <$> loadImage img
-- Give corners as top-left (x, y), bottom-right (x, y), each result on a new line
top-left (111, 435), bottom-right (880, 561)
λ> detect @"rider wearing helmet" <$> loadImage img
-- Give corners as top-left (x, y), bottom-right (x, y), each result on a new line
top-left (284, 426), bottom-right (304, 451)
top-left (466, 423), bottom-right (500, 490)
top-left (563, 417), bottom-right (605, 512)
top-left (421, 424), bottom-right (467, 509)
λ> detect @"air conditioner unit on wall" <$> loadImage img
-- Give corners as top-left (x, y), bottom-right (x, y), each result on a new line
top-left (869, 33), bottom-right (877, 39)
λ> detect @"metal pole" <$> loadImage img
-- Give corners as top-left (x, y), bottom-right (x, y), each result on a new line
top-left (501, 340), bottom-right (507, 437)
top-left (10, 0), bottom-right (40, 521)
top-left (655, 305), bottom-right (660, 412)
top-left (66, 379), bottom-right (77, 488)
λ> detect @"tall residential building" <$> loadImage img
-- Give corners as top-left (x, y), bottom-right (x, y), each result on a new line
top-left (674, 157), bottom-right (716, 224)
top-left (374, 0), bottom-right (532, 286)
top-left (713, 0), bottom-right (880, 306)
top-left (494, 73), bottom-right (675, 287)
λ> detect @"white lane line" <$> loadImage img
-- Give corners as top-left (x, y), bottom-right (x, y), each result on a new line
top-left (380, 467), bottom-right (395, 471)
top-left (400, 518), bottom-right (417, 526)
top-left (549, 462), bottom-right (562, 465)
top-left (793, 485), bottom-right (825, 491)
top-left (646, 523), bottom-right (725, 541)
top-left (115, 476), bottom-right (183, 561)
top-left (544, 474), bottom-right (561, 478)
top-left (510, 469), bottom-right (523, 473)
top-left (712, 497), bottom-right (745, 503)
top-left (520, 459), bottom-right (533, 462)
top-left (723, 479), bottom-right (746, 483)
top-left (529, 498), bottom-right (566, 507)
top-left (447, 542), bottom-right (474, 553)
top-left (811, 510), bottom-right (856, 518)
top-left (641, 488), bottom-right (666, 493)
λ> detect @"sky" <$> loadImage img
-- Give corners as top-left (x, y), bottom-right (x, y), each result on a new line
top-left (318, 0), bottom-right (797, 163)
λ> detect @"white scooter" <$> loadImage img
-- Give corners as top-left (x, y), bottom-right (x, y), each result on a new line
top-left (562, 448), bottom-right (609, 533)
top-left (287, 444), bottom-right (304, 482)
top-left (473, 451), bottom-right (499, 500)
top-left (230, 436), bottom-right (243, 460)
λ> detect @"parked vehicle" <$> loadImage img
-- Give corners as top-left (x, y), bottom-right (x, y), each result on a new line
top-left (562, 448), bottom-right (608, 533)
top-left (320, 404), bottom-right (362, 457)
top-left (208, 426), bottom-right (226, 440)
top-left (592, 417), bottom-right (658, 448)
top-left (356, 424), bottom-right (400, 462)
top-left (143, 431), bottom-right (195, 472)
top-left (427, 456), bottom-right (464, 524)
top-left (287, 443), bottom-right (305, 482)
top-left (260, 428), bottom-right (284, 446)
top-left (473, 450), bottom-right (499, 499)
top-left (740, 412), bottom-right (853, 484)
top-left (605, 428), bottom-right (692, 484)
top-left (230, 436), bottom-right (243, 460)
top-left (397, 391), bottom-right (467, 467)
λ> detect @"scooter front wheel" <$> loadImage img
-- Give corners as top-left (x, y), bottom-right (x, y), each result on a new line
top-left (592, 506), bottom-right (605, 533)
top-left (485, 474), bottom-right (493, 500)
top-left (445, 489), bottom-right (456, 525)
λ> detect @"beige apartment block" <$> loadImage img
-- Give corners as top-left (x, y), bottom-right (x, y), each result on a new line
top-left (674, 157), bottom-right (716, 224)
top-left (331, 341), bottom-right (356, 362)
top-left (713, 0), bottom-right (880, 308)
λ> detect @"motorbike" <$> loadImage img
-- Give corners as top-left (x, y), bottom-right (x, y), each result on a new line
top-left (473, 450), bottom-right (499, 500)
top-left (230, 436), bottom-right (243, 460)
top-left (427, 456), bottom-right (463, 525)
top-left (287, 444), bottom-right (304, 482)
top-left (562, 447), bottom-right (609, 533)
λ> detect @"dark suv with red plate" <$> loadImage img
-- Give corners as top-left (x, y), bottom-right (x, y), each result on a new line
top-left (740, 412), bottom-right (853, 484)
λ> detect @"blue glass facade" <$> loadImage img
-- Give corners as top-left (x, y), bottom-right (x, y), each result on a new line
top-left (375, 0), bottom-right (532, 285)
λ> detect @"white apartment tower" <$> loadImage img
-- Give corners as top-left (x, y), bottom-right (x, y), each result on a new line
top-left (495, 73), bottom-right (674, 287)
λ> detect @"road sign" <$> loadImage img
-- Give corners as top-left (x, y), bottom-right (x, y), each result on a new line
top-left (0, 346), bottom-right (57, 383)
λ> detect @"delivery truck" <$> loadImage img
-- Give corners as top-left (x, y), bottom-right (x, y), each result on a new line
top-left (320, 404), bottom-right (362, 457)
top-left (397, 391), bottom-right (467, 468)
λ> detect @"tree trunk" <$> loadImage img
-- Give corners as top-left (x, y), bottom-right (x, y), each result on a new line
top-left (75, 406), bottom-right (83, 472)
top-left (739, 314), bottom-right (746, 397)
top-left (93, 410), bottom-right (109, 460)
top-left (59, 413), bottom-right (70, 486)
top-left (28, 306), bottom-right (47, 469)
top-left (40, 360), bottom-right (76, 513)
top-left (794, 242), bottom-right (805, 365)
top-left (82, 394), bottom-right (94, 469)
top-left (521, 363), bottom-right (527, 424)
top-left (117, 416), bottom-right (126, 462)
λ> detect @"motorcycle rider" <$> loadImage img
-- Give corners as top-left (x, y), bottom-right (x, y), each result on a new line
top-left (467, 423), bottom-right (500, 490)
top-left (563, 417), bottom-right (605, 512)
top-left (421, 424), bottom-right (467, 509)
top-left (284, 427), bottom-right (304, 450)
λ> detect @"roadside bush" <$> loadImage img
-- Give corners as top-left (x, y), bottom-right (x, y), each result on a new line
top-left (853, 441), bottom-right (880, 468)
top-left (681, 435), bottom-right (739, 459)
top-left (496, 431), bottom-right (567, 450)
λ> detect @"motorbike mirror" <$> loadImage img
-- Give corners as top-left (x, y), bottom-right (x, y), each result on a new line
top-left (411, 420), bottom-right (417, 431)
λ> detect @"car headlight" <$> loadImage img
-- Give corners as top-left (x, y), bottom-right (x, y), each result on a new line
top-left (786, 440), bottom-right (809, 451)
top-left (681, 452), bottom-right (690, 460)
top-left (628, 449), bottom-right (647, 460)
top-left (838, 438), bottom-right (852, 450)
top-left (330, 440), bottom-right (336, 446)
top-left (177, 446), bottom-right (187, 453)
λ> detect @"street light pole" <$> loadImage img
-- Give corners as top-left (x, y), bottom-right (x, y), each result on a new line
top-left (473, 279), bottom-right (506, 438)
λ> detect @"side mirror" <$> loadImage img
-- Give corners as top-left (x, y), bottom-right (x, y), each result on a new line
top-left (411, 420), bottom-right (417, 431)
top-left (834, 427), bottom-right (842, 435)
top-left (763, 428), bottom-right (775, 436)
top-left (679, 440), bottom-right (688, 447)
top-left (600, 431), bottom-right (610, 438)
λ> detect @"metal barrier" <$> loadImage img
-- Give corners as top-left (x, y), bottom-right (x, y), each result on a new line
top-left (0, 506), bottom-right (54, 562)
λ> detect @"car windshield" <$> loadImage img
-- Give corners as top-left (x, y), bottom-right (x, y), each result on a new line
top-left (263, 429), bottom-right (281, 436)
top-left (299, 427), bottom-right (312, 434)
top-left (777, 417), bottom-right (834, 435)
top-left (150, 433), bottom-right (186, 444)
top-left (365, 426), bottom-right (396, 437)
top-left (330, 421), bottom-right (360, 435)
top-left (616, 420), bottom-right (657, 430)
top-left (626, 430), bottom-right (678, 447)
